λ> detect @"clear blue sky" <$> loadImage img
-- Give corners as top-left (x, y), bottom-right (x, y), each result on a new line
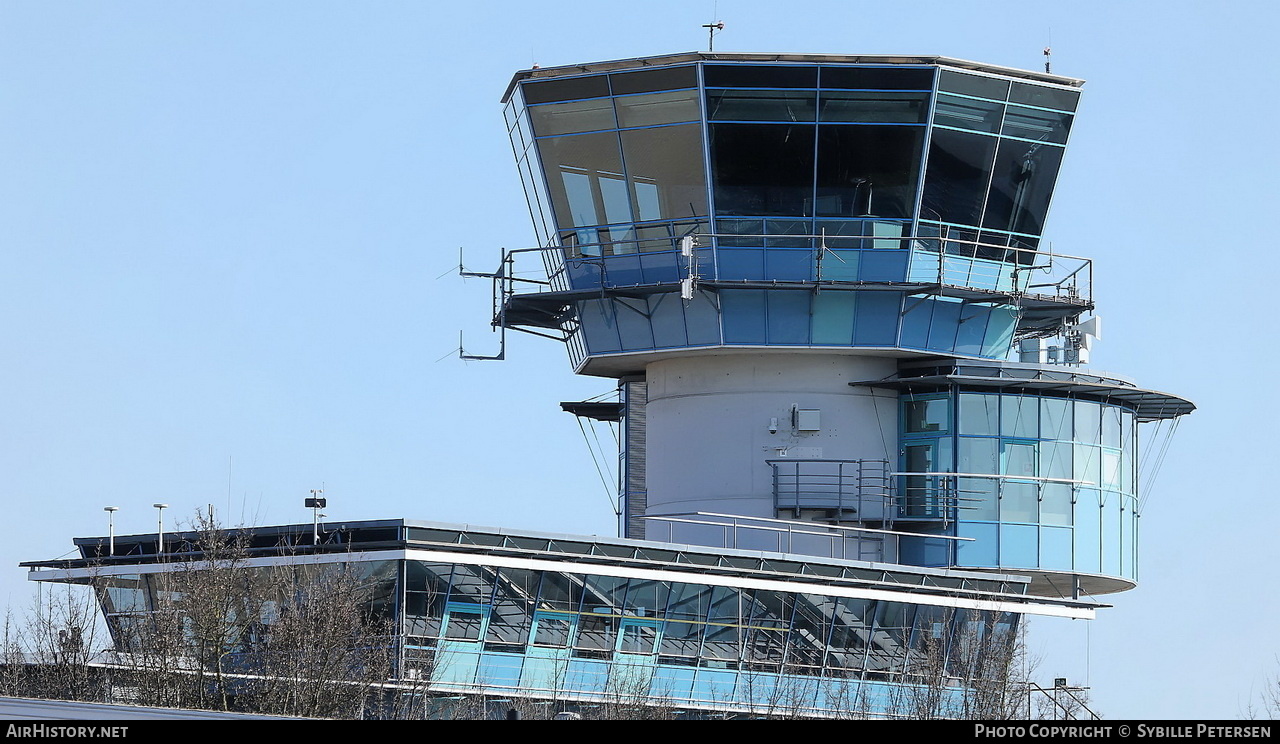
top-left (1, 0), bottom-right (1275, 719)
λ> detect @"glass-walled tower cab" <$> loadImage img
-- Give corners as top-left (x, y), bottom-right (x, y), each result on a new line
top-left (494, 53), bottom-right (1193, 601)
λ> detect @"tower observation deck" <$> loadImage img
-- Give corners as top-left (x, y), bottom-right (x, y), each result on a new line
top-left (489, 52), bottom-right (1194, 599)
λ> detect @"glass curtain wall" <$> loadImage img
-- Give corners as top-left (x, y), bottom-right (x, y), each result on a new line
top-left (899, 390), bottom-right (1137, 578)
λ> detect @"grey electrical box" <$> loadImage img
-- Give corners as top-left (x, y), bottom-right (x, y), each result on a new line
top-left (796, 408), bottom-right (821, 432)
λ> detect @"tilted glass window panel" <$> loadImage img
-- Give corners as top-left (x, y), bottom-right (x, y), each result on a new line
top-left (618, 622), bottom-right (659, 654)
top-left (1001, 481), bottom-right (1039, 523)
top-left (819, 65), bottom-right (935, 91)
top-left (959, 393), bottom-right (999, 436)
top-left (1002, 441), bottom-right (1038, 478)
top-left (933, 94), bottom-right (1004, 134)
top-left (444, 606), bottom-right (487, 641)
top-left (922, 128), bottom-right (997, 227)
top-left (620, 124), bottom-right (708, 222)
top-left (1041, 441), bottom-right (1073, 481)
top-left (1041, 483), bottom-right (1072, 526)
top-left (904, 397), bottom-right (950, 434)
top-left (1074, 400), bottom-right (1101, 444)
top-left (610, 65), bottom-right (698, 95)
top-left (815, 125), bottom-right (924, 219)
top-left (1000, 395), bottom-right (1039, 439)
top-left (521, 74), bottom-right (610, 105)
top-left (703, 64), bottom-right (818, 88)
top-left (958, 437), bottom-right (998, 475)
top-left (659, 618), bottom-right (704, 658)
top-left (531, 613), bottom-right (574, 647)
top-left (1101, 450), bottom-right (1123, 491)
top-left (1040, 396), bottom-right (1072, 440)
top-left (1102, 406), bottom-right (1124, 449)
top-left (614, 89), bottom-right (701, 128)
top-left (866, 601), bottom-right (915, 673)
top-left (1074, 444), bottom-right (1101, 486)
top-left (574, 612), bottom-right (616, 653)
top-left (1001, 105), bottom-right (1072, 145)
top-left (583, 574), bottom-right (630, 612)
top-left (1008, 81), bottom-right (1081, 113)
top-left (536, 131), bottom-right (630, 231)
top-left (710, 123), bottom-right (816, 216)
top-left (982, 139), bottom-right (1064, 236)
top-left (624, 579), bottom-right (671, 618)
top-left (666, 581), bottom-right (713, 622)
top-left (527, 98), bottom-right (617, 137)
top-left (537, 570), bottom-right (586, 612)
top-left (706, 89), bottom-right (817, 122)
top-left (938, 70), bottom-right (1011, 101)
top-left (819, 90), bottom-right (930, 123)
top-left (446, 564), bottom-right (497, 605)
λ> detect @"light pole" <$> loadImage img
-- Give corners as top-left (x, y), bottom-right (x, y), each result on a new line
top-left (305, 490), bottom-right (326, 546)
top-left (153, 503), bottom-right (169, 554)
top-left (103, 506), bottom-right (119, 556)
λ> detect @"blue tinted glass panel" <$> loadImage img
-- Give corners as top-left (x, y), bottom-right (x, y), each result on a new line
top-left (1041, 483), bottom-right (1072, 526)
top-left (957, 522), bottom-right (999, 567)
top-left (767, 291), bottom-right (810, 343)
top-left (853, 292), bottom-right (900, 345)
top-left (858, 249), bottom-right (909, 282)
top-left (648, 294), bottom-right (688, 348)
top-left (954, 304), bottom-right (990, 356)
top-left (578, 300), bottom-right (620, 352)
top-left (721, 290), bottom-right (768, 343)
top-left (899, 297), bottom-right (932, 349)
top-left (1073, 489), bottom-right (1101, 573)
top-left (926, 298), bottom-right (962, 352)
top-left (614, 298), bottom-right (654, 350)
top-left (717, 248), bottom-right (766, 281)
top-left (999, 524), bottom-right (1038, 567)
top-left (684, 292), bottom-right (721, 346)
top-left (1101, 492), bottom-right (1121, 576)
top-left (1040, 526), bottom-right (1073, 570)
top-left (981, 306), bottom-right (1017, 358)
top-left (811, 291), bottom-right (856, 344)
top-left (764, 248), bottom-right (813, 280)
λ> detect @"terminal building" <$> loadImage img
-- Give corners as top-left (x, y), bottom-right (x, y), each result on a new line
top-left (23, 52), bottom-right (1192, 718)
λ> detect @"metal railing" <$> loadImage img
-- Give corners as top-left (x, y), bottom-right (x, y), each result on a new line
top-left (770, 459), bottom-right (892, 522)
top-left (493, 230), bottom-right (1092, 307)
top-left (893, 471), bottom-right (1095, 524)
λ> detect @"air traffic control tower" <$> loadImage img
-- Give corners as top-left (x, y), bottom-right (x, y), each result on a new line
top-left (486, 52), bottom-right (1194, 600)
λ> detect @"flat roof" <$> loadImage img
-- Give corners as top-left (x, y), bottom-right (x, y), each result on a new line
top-left (502, 51), bottom-right (1084, 102)
top-left (20, 517), bottom-right (1105, 617)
